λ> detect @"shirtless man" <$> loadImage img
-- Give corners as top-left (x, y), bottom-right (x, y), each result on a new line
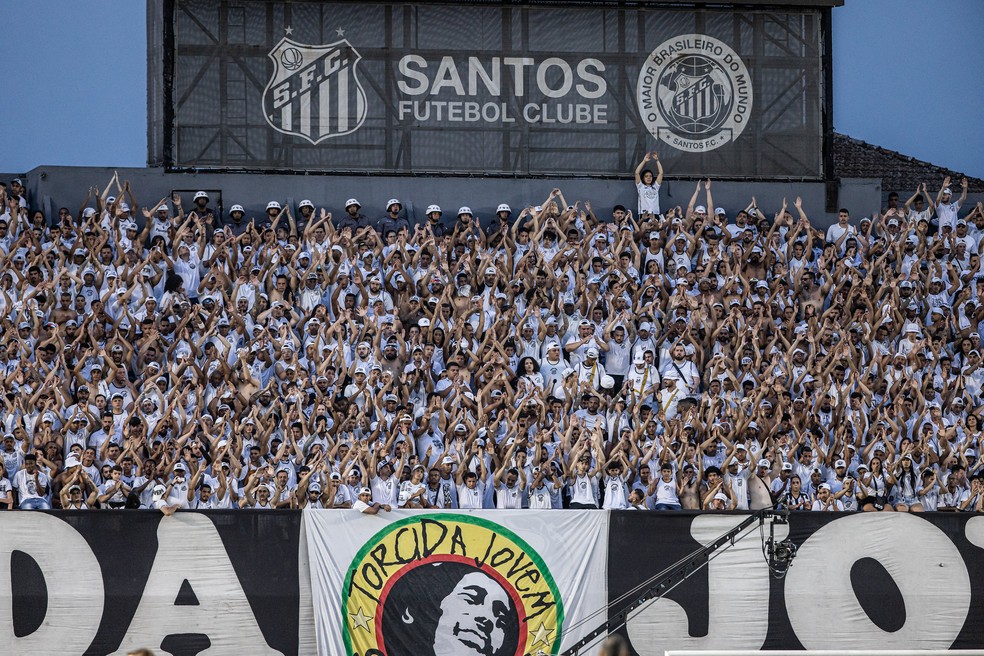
top-left (797, 269), bottom-right (825, 315)
top-left (678, 462), bottom-right (702, 509)
top-left (51, 289), bottom-right (77, 324)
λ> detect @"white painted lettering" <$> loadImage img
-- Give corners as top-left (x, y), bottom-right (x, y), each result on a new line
top-left (397, 55), bottom-right (429, 95)
top-left (113, 514), bottom-right (281, 655)
top-left (0, 514), bottom-right (104, 654)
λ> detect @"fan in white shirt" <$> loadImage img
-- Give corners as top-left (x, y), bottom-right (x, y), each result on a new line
top-left (601, 459), bottom-right (632, 510)
top-left (190, 481), bottom-right (221, 509)
top-left (353, 487), bottom-right (392, 514)
top-left (456, 464), bottom-right (487, 510)
top-left (539, 342), bottom-right (567, 391)
top-left (810, 483), bottom-right (844, 511)
top-left (187, 468), bottom-right (227, 509)
top-left (634, 151), bottom-right (664, 216)
top-left (370, 455), bottom-right (404, 508)
top-left (625, 353), bottom-right (660, 401)
top-left (493, 442), bottom-right (526, 509)
top-left (399, 465), bottom-right (431, 508)
top-left (149, 484), bottom-right (180, 515)
top-left (12, 454), bottom-right (50, 509)
top-left (527, 466), bottom-right (563, 509)
top-left (566, 440), bottom-right (604, 509)
top-left (661, 343), bottom-right (700, 396)
top-left (574, 348), bottom-right (607, 391)
top-left (323, 473), bottom-right (354, 508)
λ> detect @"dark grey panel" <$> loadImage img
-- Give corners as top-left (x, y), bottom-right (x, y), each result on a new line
top-left (159, 0), bottom-right (825, 178)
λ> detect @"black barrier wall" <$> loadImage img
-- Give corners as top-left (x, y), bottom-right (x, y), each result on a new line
top-left (158, 0), bottom-right (825, 178)
top-left (0, 511), bottom-right (303, 656)
top-left (10, 510), bottom-right (981, 655)
top-left (608, 512), bottom-right (984, 656)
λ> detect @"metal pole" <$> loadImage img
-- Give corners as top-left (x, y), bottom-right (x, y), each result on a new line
top-left (561, 509), bottom-right (773, 656)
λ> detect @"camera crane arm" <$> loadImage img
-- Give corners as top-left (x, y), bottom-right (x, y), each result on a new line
top-left (561, 508), bottom-right (778, 656)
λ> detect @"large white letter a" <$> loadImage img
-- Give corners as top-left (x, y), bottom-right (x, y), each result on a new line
top-left (114, 514), bottom-right (282, 656)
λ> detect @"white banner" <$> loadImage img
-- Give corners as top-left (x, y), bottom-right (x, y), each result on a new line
top-left (304, 509), bottom-right (608, 656)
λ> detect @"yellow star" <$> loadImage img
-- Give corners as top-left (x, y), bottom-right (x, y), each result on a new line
top-left (350, 607), bottom-right (372, 632)
top-left (529, 622), bottom-right (554, 648)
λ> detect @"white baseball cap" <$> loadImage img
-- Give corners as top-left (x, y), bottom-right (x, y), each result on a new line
top-left (695, 205), bottom-right (707, 214)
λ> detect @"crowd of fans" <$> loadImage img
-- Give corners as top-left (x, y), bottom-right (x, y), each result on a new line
top-left (0, 158), bottom-right (983, 515)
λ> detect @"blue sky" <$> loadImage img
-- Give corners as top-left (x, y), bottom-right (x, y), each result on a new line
top-left (832, 0), bottom-right (984, 178)
top-left (0, 0), bottom-right (981, 177)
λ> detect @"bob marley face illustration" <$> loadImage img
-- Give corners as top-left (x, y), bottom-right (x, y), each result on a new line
top-left (382, 562), bottom-right (519, 656)
top-left (344, 515), bottom-right (562, 656)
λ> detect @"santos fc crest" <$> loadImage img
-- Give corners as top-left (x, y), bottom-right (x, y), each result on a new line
top-left (637, 34), bottom-right (753, 153)
top-left (262, 37), bottom-right (368, 144)
top-left (342, 514), bottom-right (564, 656)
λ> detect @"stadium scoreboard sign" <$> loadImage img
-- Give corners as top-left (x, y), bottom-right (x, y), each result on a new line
top-left (154, 0), bottom-right (827, 178)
